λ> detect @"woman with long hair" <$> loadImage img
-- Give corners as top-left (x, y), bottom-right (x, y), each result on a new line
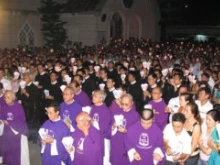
top-left (207, 109), bottom-right (220, 165)
top-left (183, 101), bottom-right (202, 165)
top-left (198, 109), bottom-right (220, 165)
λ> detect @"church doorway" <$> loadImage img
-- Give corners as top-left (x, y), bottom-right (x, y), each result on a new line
top-left (110, 12), bottom-right (123, 38)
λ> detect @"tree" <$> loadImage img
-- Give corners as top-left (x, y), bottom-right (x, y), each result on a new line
top-left (39, 0), bottom-right (67, 48)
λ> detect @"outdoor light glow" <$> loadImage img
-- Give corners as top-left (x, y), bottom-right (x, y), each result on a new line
top-left (195, 34), bottom-right (208, 42)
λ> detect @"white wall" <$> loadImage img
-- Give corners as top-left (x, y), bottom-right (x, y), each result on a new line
top-left (0, 10), bottom-right (42, 48)
top-left (0, 0), bottom-right (161, 48)
top-left (97, 0), bottom-right (161, 42)
top-left (61, 14), bottom-right (98, 46)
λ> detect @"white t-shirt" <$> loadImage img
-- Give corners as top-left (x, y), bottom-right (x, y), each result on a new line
top-left (195, 100), bottom-right (213, 121)
top-left (0, 78), bottom-right (12, 91)
top-left (167, 97), bottom-right (180, 123)
top-left (163, 123), bottom-right (192, 162)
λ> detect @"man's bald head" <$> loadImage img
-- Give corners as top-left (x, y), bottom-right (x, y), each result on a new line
top-left (76, 112), bottom-right (91, 122)
top-left (76, 112), bottom-right (91, 132)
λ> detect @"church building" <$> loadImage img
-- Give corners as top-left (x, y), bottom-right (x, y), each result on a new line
top-left (0, 0), bottom-right (161, 48)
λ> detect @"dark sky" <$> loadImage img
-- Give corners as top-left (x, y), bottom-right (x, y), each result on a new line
top-left (182, 0), bottom-right (220, 25)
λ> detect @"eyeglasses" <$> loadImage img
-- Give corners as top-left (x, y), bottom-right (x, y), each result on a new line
top-left (121, 103), bottom-right (129, 106)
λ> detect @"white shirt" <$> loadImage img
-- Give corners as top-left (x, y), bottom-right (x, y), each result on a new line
top-left (0, 77), bottom-right (12, 91)
top-left (195, 100), bottom-right (213, 121)
top-left (167, 96), bottom-right (180, 123)
top-left (208, 77), bottom-right (215, 90)
top-left (163, 123), bottom-right (192, 162)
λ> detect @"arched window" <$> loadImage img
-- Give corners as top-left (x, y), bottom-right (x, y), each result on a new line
top-left (19, 23), bottom-right (35, 46)
top-left (110, 13), bottom-right (123, 38)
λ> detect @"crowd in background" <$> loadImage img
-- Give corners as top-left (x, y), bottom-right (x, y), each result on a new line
top-left (1, 38), bottom-right (220, 165)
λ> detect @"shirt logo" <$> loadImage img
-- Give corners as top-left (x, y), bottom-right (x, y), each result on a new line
top-left (120, 118), bottom-right (127, 129)
top-left (7, 112), bottom-right (13, 121)
top-left (137, 133), bottom-right (152, 149)
top-left (77, 138), bottom-right (85, 154)
top-left (93, 113), bottom-right (99, 122)
top-left (63, 110), bottom-right (70, 119)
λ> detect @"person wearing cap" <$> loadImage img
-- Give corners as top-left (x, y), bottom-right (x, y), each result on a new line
top-left (124, 106), bottom-right (164, 165)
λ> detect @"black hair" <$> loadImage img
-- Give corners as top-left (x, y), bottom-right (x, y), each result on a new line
top-left (201, 72), bottom-right (210, 79)
top-left (74, 74), bottom-right (83, 81)
top-left (199, 87), bottom-right (211, 97)
top-left (47, 102), bottom-right (60, 112)
top-left (0, 82), bottom-right (3, 89)
top-left (148, 72), bottom-right (157, 79)
top-left (179, 92), bottom-right (193, 102)
top-left (207, 109), bottom-right (220, 122)
top-left (172, 113), bottom-right (186, 124)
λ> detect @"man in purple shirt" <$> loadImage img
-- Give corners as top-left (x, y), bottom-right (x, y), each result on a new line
top-left (60, 87), bottom-right (82, 132)
top-left (124, 107), bottom-right (165, 165)
top-left (90, 90), bottom-right (112, 165)
top-left (70, 80), bottom-right (91, 107)
top-left (72, 112), bottom-right (103, 165)
top-left (1, 90), bottom-right (30, 165)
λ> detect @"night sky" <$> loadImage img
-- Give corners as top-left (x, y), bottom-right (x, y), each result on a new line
top-left (181, 0), bottom-right (220, 25)
top-left (159, 0), bottom-right (220, 25)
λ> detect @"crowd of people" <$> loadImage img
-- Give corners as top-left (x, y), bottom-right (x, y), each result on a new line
top-left (0, 38), bottom-right (220, 165)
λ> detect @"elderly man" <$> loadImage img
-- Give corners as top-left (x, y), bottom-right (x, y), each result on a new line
top-left (124, 107), bottom-right (165, 165)
top-left (90, 90), bottom-right (112, 165)
top-left (0, 90), bottom-right (30, 165)
top-left (110, 94), bottom-right (140, 165)
top-left (60, 87), bottom-right (82, 132)
top-left (72, 112), bottom-right (103, 165)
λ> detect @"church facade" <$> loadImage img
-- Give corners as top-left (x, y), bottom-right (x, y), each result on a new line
top-left (0, 0), bottom-right (161, 48)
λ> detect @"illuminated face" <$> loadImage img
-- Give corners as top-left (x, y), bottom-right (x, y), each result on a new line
top-left (151, 88), bottom-right (162, 100)
top-left (46, 107), bottom-right (59, 121)
top-left (173, 75), bottom-right (182, 86)
top-left (37, 65), bottom-right (44, 74)
top-left (179, 96), bottom-right (188, 107)
top-left (106, 79), bottom-right (115, 89)
top-left (50, 73), bottom-right (57, 82)
top-left (147, 75), bottom-right (156, 86)
top-left (172, 121), bottom-right (184, 134)
top-left (141, 118), bottom-right (153, 130)
top-left (100, 70), bottom-right (107, 79)
top-left (63, 88), bottom-right (73, 103)
top-left (206, 114), bottom-right (217, 129)
top-left (121, 97), bottom-right (132, 111)
top-left (92, 92), bottom-right (102, 105)
top-left (4, 92), bottom-right (14, 105)
top-left (198, 90), bottom-right (208, 101)
top-left (23, 74), bottom-right (31, 84)
top-left (183, 105), bottom-right (193, 119)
